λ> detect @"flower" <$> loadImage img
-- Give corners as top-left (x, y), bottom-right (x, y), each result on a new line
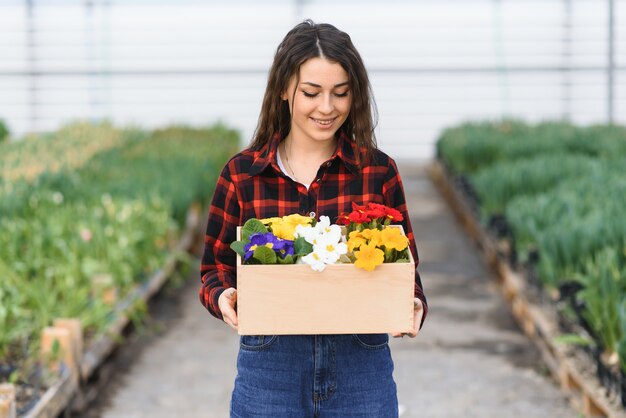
top-left (348, 210), bottom-right (371, 224)
top-left (347, 231), bottom-right (367, 252)
top-left (383, 206), bottom-right (403, 222)
top-left (233, 205), bottom-right (408, 271)
top-left (296, 216), bottom-right (347, 271)
top-left (264, 214), bottom-right (314, 240)
top-left (347, 228), bottom-right (384, 251)
top-left (301, 251), bottom-right (326, 272)
top-left (354, 243), bottom-right (385, 271)
top-left (337, 202), bottom-right (403, 229)
top-left (380, 227), bottom-right (409, 251)
top-left (244, 232), bottom-right (294, 261)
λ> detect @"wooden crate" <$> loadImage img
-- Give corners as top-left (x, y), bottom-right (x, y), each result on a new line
top-left (236, 226), bottom-right (415, 335)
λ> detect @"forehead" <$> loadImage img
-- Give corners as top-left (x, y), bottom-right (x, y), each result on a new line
top-left (295, 57), bottom-right (349, 86)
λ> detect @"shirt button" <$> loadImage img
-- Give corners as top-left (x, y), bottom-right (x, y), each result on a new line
top-left (316, 178), bottom-right (321, 183)
top-left (325, 161), bottom-right (332, 167)
top-left (309, 211), bottom-right (316, 218)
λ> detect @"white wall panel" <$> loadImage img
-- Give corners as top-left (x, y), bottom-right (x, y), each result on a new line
top-left (0, 0), bottom-right (624, 162)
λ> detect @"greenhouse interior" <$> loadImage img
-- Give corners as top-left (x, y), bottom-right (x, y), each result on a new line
top-left (1, 1), bottom-right (625, 417)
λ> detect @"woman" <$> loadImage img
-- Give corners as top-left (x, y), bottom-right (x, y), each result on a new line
top-left (200, 19), bottom-right (427, 417)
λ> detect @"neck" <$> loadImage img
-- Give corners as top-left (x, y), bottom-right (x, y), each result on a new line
top-left (283, 133), bottom-right (337, 161)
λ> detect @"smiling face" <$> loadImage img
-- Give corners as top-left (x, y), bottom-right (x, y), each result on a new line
top-left (281, 57), bottom-right (352, 146)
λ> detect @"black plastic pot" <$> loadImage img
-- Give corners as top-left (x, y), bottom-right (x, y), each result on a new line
top-left (453, 174), bottom-right (480, 216)
top-left (486, 214), bottom-right (519, 268)
top-left (0, 363), bottom-right (16, 379)
top-left (593, 346), bottom-right (622, 400)
top-left (558, 280), bottom-right (583, 303)
top-left (523, 262), bottom-right (548, 305)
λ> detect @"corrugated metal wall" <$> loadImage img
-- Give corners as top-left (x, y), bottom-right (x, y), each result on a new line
top-left (0, 0), bottom-right (624, 161)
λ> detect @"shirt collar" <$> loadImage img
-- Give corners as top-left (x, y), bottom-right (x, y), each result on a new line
top-left (248, 131), bottom-right (360, 177)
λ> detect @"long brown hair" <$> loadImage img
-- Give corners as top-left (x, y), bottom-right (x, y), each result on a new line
top-left (250, 19), bottom-right (378, 165)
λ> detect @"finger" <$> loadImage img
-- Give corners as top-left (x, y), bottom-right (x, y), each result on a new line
top-left (222, 309), bottom-right (239, 330)
top-left (218, 289), bottom-right (239, 331)
top-left (391, 332), bottom-right (403, 338)
top-left (226, 288), bottom-right (237, 301)
top-left (222, 303), bottom-right (239, 326)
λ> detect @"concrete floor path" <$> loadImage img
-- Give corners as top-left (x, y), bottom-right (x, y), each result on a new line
top-left (90, 163), bottom-right (577, 418)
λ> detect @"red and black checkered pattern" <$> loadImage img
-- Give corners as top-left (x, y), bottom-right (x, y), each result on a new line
top-left (200, 131), bottom-right (427, 327)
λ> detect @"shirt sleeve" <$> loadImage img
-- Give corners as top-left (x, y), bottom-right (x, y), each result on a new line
top-left (199, 162), bottom-right (241, 320)
top-left (382, 159), bottom-right (428, 329)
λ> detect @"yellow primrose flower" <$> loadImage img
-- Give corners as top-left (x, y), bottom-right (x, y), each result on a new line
top-left (381, 227), bottom-right (409, 251)
top-left (347, 231), bottom-right (367, 252)
top-left (268, 214), bottom-right (314, 240)
top-left (360, 228), bottom-right (383, 247)
top-left (284, 213), bottom-right (314, 226)
top-left (354, 243), bottom-right (385, 271)
top-left (271, 222), bottom-right (295, 240)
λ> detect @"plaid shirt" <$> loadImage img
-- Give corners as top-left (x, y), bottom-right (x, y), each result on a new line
top-left (200, 132), bottom-right (428, 328)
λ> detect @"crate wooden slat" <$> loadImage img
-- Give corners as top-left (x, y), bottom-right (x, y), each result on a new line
top-left (21, 368), bottom-right (77, 418)
top-left (0, 384), bottom-right (17, 418)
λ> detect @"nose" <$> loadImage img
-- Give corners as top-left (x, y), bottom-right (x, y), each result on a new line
top-left (318, 94), bottom-right (334, 114)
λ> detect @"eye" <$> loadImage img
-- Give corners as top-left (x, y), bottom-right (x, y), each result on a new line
top-left (334, 91), bottom-right (350, 98)
top-left (302, 91), bottom-right (318, 98)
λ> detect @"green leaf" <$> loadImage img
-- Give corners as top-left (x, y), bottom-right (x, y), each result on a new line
top-left (277, 254), bottom-right (295, 264)
top-left (553, 333), bottom-right (592, 347)
top-left (242, 219), bottom-right (267, 240)
top-left (230, 241), bottom-right (246, 257)
top-left (253, 245), bottom-right (277, 264)
top-left (394, 258), bottom-right (409, 263)
top-left (294, 237), bottom-right (313, 256)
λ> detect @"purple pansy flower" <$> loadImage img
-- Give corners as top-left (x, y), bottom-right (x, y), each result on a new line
top-left (244, 232), bottom-right (294, 261)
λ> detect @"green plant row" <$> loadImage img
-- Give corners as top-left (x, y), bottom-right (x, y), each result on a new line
top-left (0, 122), bottom-right (240, 385)
top-left (505, 166), bottom-right (626, 285)
top-left (436, 119), bottom-right (626, 374)
top-left (0, 118), bottom-right (9, 144)
top-left (437, 119), bottom-right (626, 175)
top-left (0, 121), bottom-right (125, 183)
top-left (0, 192), bottom-right (174, 362)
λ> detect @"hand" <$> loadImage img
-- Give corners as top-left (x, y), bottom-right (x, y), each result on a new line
top-left (218, 288), bottom-right (238, 331)
top-left (392, 298), bottom-right (424, 339)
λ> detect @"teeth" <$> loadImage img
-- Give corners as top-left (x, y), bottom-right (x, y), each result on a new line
top-left (313, 118), bottom-right (334, 125)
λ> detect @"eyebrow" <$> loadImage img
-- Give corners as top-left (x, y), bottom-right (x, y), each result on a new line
top-left (301, 81), bottom-right (350, 88)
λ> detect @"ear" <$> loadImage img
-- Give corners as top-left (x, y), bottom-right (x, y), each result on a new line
top-left (281, 91), bottom-right (288, 101)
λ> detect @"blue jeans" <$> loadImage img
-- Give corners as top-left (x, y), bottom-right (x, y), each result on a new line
top-left (230, 334), bottom-right (398, 418)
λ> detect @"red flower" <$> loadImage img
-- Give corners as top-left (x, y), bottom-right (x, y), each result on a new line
top-left (384, 207), bottom-right (403, 222)
top-left (336, 214), bottom-right (350, 225)
top-left (351, 202), bottom-right (366, 212)
top-left (340, 202), bottom-right (402, 226)
top-left (349, 210), bottom-right (371, 223)
top-left (365, 203), bottom-right (386, 219)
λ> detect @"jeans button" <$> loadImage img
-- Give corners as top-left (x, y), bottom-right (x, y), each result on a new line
top-left (309, 211), bottom-right (316, 218)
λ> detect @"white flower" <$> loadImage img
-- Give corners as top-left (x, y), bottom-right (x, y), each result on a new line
top-left (295, 223), bottom-right (319, 245)
top-left (302, 251), bottom-right (327, 271)
top-left (297, 216), bottom-right (348, 271)
top-left (312, 233), bottom-right (348, 264)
